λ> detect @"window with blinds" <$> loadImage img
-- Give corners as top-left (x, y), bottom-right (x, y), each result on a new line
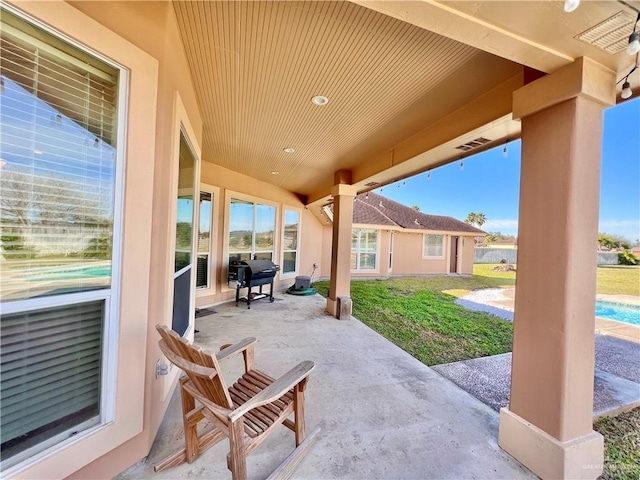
top-left (424, 234), bottom-right (444, 258)
top-left (0, 6), bottom-right (122, 470)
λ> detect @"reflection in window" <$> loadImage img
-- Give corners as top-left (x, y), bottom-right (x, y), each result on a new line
top-left (424, 234), bottom-right (444, 257)
top-left (196, 191), bottom-right (212, 289)
top-left (0, 6), bottom-right (120, 469)
top-left (282, 210), bottom-right (299, 274)
top-left (228, 199), bottom-right (275, 264)
top-left (351, 229), bottom-right (377, 270)
top-left (174, 135), bottom-right (195, 273)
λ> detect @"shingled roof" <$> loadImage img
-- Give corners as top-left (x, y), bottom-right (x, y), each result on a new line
top-left (353, 192), bottom-right (485, 235)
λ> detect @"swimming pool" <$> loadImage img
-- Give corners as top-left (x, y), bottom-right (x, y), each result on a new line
top-left (26, 265), bottom-right (111, 281)
top-left (595, 301), bottom-right (640, 326)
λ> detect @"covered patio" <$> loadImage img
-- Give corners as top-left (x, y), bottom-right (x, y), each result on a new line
top-left (3, 1), bottom-right (638, 478)
top-left (118, 293), bottom-right (534, 480)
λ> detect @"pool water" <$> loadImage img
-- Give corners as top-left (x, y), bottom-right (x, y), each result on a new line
top-left (27, 265), bottom-right (111, 281)
top-left (595, 301), bottom-right (640, 326)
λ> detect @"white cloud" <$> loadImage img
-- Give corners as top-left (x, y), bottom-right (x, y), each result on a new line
top-left (599, 219), bottom-right (640, 240)
top-left (599, 219), bottom-right (640, 229)
top-left (483, 219), bottom-right (519, 230)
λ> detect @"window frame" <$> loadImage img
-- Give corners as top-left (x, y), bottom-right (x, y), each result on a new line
top-left (351, 228), bottom-right (379, 272)
top-left (223, 190), bottom-right (279, 290)
top-left (423, 233), bottom-right (445, 259)
top-left (389, 231), bottom-right (394, 271)
top-left (0, 3), bottom-right (128, 474)
top-left (196, 184), bottom-right (220, 296)
top-left (280, 206), bottom-right (301, 279)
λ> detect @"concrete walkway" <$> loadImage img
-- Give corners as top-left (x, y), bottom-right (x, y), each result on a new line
top-left (118, 294), bottom-right (534, 480)
top-left (443, 288), bottom-right (640, 417)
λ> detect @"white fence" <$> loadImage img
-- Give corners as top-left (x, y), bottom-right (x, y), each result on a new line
top-left (474, 248), bottom-right (620, 265)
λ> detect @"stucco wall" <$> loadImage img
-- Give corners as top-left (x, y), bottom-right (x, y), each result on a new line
top-left (319, 227), bottom-right (477, 278)
top-left (391, 232), bottom-right (447, 274)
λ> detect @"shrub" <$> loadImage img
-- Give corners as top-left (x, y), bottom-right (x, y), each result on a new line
top-left (618, 249), bottom-right (639, 266)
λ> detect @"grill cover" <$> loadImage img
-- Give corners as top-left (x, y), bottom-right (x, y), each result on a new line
top-left (241, 259), bottom-right (278, 279)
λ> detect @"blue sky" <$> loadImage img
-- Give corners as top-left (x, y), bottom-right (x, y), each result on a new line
top-left (376, 97), bottom-right (640, 243)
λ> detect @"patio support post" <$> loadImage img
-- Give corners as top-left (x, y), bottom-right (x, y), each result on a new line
top-left (498, 58), bottom-right (616, 479)
top-left (326, 182), bottom-right (357, 319)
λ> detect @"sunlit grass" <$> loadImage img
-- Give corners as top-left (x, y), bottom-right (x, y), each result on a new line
top-left (596, 266), bottom-right (640, 297)
top-left (314, 276), bottom-right (513, 366)
top-left (594, 407), bottom-right (640, 480)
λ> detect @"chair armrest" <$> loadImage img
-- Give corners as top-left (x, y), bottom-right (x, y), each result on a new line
top-left (228, 360), bottom-right (315, 423)
top-left (216, 337), bottom-right (257, 362)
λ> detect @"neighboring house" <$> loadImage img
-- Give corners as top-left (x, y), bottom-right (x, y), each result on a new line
top-left (328, 192), bottom-right (485, 276)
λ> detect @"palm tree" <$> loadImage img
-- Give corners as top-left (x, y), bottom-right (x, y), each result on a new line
top-left (465, 212), bottom-right (477, 226)
top-left (411, 205), bottom-right (420, 211)
top-left (465, 212), bottom-right (487, 235)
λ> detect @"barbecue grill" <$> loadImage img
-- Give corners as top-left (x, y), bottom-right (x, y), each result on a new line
top-left (228, 259), bottom-right (280, 308)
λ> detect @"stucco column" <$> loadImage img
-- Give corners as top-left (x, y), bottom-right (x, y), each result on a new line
top-left (498, 58), bottom-right (615, 479)
top-left (326, 183), bottom-right (357, 318)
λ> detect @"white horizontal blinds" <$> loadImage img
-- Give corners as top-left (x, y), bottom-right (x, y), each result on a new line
top-left (0, 301), bottom-right (103, 455)
top-left (1, 22), bottom-right (117, 145)
top-left (0, 10), bottom-right (118, 302)
top-left (425, 234), bottom-right (444, 257)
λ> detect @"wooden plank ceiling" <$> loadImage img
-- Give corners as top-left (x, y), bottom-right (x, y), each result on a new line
top-left (173, 1), bottom-right (521, 198)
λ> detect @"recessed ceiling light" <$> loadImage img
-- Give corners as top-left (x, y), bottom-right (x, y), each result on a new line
top-left (283, 147), bottom-right (295, 153)
top-left (270, 170), bottom-right (280, 175)
top-left (311, 95), bottom-right (329, 106)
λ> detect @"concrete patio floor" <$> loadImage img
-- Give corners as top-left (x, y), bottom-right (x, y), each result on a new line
top-left (117, 293), bottom-right (534, 480)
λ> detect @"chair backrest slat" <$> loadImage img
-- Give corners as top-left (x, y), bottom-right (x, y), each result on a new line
top-left (156, 325), bottom-right (233, 409)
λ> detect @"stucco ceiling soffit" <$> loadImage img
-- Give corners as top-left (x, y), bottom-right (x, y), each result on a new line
top-left (345, 75), bottom-right (522, 185)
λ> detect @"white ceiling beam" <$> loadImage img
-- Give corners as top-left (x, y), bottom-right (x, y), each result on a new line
top-left (349, 0), bottom-right (574, 73)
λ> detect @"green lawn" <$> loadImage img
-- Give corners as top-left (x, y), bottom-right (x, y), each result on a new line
top-left (314, 264), bottom-right (638, 365)
top-left (314, 276), bottom-right (514, 366)
top-left (594, 407), bottom-right (640, 480)
top-left (474, 263), bottom-right (640, 296)
top-left (596, 266), bottom-right (640, 296)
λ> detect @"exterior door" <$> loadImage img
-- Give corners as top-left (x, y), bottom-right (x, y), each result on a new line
top-left (172, 132), bottom-right (198, 336)
top-left (450, 236), bottom-right (459, 274)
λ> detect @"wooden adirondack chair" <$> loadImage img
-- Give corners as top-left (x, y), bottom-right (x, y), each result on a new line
top-left (154, 325), bottom-right (320, 480)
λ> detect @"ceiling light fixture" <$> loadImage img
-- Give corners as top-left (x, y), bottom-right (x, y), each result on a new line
top-left (564, 0), bottom-right (580, 13)
top-left (627, 13), bottom-right (640, 55)
top-left (311, 95), bottom-right (329, 106)
top-left (270, 170), bottom-right (280, 175)
top-left (460, 159), bottom-right (464, 171)
top-left (427, 170), bottom-right (431, 180)
top-left (503, 140), bottom-right (509, 158)
top-left (365, 192), bottom-right (369, 199)
top-left (283, 147), bottom-right (295, 153)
